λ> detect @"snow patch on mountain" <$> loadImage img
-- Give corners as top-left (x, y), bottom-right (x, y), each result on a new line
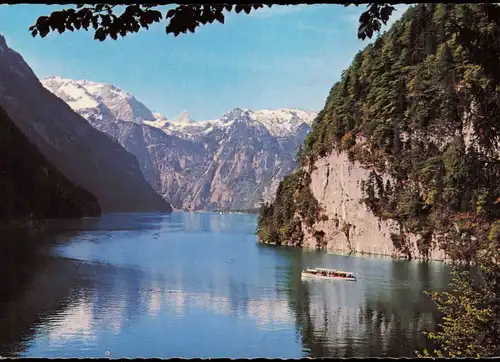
top-left (41, 76), bottom-right (317, 140)
top-left (159, 107), bottom-right (316, 140)
top-left (43, 76), bottom-right (100, 110)
top-left (42, 76), bottom-right (155, 124)
top-left (176, 111), bottom-right (194, 123)
top-left (161, 118), bottom-right (221, 140)
top-left (40, 75), bottom-right (318, 210)
top-left (253, 108), bottom-right (317, 137)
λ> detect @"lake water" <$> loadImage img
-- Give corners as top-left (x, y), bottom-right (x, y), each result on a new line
top-left (0, 212), bottom-right (450, 358)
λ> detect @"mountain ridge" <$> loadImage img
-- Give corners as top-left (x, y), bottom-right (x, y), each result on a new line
top-left (42, 76), bottom-right (317, 211)
top-left (0, 105), bottom-right (100, 223)
top-left (42, 75), bottom-right (317, 137)
top-left (0, 35), bottom-right (172, 213)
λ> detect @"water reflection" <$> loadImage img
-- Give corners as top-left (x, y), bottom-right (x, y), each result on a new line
top-left (17, 258), bottom-right (298, 357)
top-left (274, 247), bottom-right (449, 357)
top-left (0, 227), bottom-right (88, 357)
top-left (46, 297), bottom-right (96, 344)
top-left (0, 213), bottom-right (450, 358)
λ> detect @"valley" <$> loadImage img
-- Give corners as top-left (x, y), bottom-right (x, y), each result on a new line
top-left (1, 3), bottom-right (499, 359)
top-left (42, 76), bottom-right (317, 211)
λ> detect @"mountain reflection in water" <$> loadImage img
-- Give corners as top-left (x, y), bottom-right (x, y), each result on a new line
top-left (0, 212), bottom-right (449, 358)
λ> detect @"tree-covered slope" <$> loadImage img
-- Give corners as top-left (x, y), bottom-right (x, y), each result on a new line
top-left (258, 4), bottom-right (500, 261)
top-left (0, 106), bottom-right (100, 223)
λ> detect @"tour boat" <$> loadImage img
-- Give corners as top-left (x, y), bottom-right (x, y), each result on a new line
top-left (301, 267), bottom-right (357, 281)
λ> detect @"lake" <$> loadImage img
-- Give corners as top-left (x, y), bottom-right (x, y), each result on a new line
top-left (0, 212), bottom-right (450, 358)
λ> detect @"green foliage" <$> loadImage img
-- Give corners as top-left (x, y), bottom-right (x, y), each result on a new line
top-left (488, 220), bottom-right (500, 241)
top-left (28, 3), bottom-right (397, 42)
top-left (259, 4), bottom-right (500, 257)
top-left (0, 106), bottom-right (101, 223)
top-left (417, 266), bottom-right (498, 358)
top-left (257, 170), bottom-right (320, 246)
top-left (258, 5), bottom-right (500, 356)
top-left (298, 4), bottom-right (500, 257)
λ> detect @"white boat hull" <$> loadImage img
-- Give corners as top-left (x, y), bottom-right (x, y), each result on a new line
top-left (301, 272), bottom-right (356, 281)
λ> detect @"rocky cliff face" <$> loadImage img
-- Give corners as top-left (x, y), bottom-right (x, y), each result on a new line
top-left (0, 35), bottom-right (171, 213)
top-left (297, 151), bottom-right (446, 260)
top-left (42, 77), bottom-right (317, 211)
top-left (257, 4), bottom-right (500, 261)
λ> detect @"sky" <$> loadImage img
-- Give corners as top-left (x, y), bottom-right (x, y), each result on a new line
top-left (0, 4), bottom-right (409, 120)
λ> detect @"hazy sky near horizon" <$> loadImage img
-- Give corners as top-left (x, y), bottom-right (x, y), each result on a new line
top-left (0, 4), bottom-right (409, 120)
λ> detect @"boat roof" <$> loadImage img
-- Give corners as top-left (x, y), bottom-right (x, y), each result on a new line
top-left (314, 268), bottom-right (354, 275)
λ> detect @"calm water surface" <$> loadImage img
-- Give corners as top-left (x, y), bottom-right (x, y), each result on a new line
top-left (0, 212), bottom-right (450, 358)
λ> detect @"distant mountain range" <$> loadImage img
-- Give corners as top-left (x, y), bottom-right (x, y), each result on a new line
top-left (0, 34), bottom-right (172, 213)
top-left (42, 76), bottom-right (317, 210)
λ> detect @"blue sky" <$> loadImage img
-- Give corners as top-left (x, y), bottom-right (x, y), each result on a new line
top-left (0, 4), bottom-right (408, 120)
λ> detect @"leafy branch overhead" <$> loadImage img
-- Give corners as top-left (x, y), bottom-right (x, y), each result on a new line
top-left (28, 3), bottom-right (396, 41)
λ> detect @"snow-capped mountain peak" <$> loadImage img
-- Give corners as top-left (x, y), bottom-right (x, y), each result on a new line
top-left (215, 107), bottom-right (316, 138)
top-left (41, 76), bottom-right (156, 124)
top-left (175, 111), bottom-right (194, 123)
top-left (41, 75), bottom-right (319, 211)
top-left (253, 108), bottom-right (317, 137)
top-left (42, 76), bottom-right (101, 111)
top-left (42, 77), bottom-right (317, 139)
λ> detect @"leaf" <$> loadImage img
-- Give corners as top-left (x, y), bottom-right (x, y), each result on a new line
top-left (94, 27), bottom-right (106, 41)
top-left (215, 12), bottom-right (224, 24)
top-left (380, 5), bottom-right (395, 22)
top-left (38, 24), bottom-right (50, 37)
top-left (81, 18), bottom-right (90, 30)
top-left (200, 9), bottom-right (213, 24)
top-left (213, 4), bottom-right (224, 13)
top-left (91, 16), bottom-right (99, 29)
top-left (151, 10), bottom-right (163, 22)
top-left (36, 15), bottom-right (49, 24)
top-left (101, 14), bottom-right (111, 26)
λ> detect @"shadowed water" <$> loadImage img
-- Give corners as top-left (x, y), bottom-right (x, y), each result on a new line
top-left (0, 212), bottom-right (449, 358)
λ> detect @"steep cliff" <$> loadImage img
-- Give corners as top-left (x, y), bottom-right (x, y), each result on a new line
top-left (258, 4), bottom-right (500, 261)
top-left (0, 106), bottom-right (100, 223)
top-left (41, 77), bottom-right (316, 211)
top-left (0, 35), bottom-right (171, 213)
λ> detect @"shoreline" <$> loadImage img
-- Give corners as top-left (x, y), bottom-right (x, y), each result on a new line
top-left (257, 239), bottom-right (450, 264)
top-left (175, 209), bottom-right (259, 214)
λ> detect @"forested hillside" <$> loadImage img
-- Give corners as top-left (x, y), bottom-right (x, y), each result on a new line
top-left (0, 106), bottom-right (100, 223)
top-left (258, 4), bottom-right (500, 262)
